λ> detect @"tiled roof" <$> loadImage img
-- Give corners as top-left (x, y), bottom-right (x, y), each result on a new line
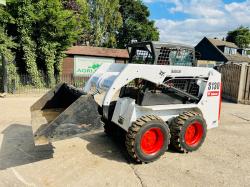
top-left (225, 54), bottom-right (250, 63)
top-left (207, 37), bottom-right (250, 63)
top-left (65, 46), bottom-right (129, 59)
top-left (208, 38), bottom-right (238, 48)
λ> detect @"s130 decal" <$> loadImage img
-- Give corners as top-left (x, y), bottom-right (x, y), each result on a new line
top-left (207, 82), bottom-right (220, 96)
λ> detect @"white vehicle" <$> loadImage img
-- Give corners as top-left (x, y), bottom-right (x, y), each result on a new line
top-left (31, 63), bottom-right (221, 163)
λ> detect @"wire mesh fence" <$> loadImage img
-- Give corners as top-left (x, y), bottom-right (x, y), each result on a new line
top-left (5, 74), bottom-right (91, 95)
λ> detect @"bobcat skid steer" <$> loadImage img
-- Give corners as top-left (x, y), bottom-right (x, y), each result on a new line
top-left (31, 63), bottom-right (221, 163)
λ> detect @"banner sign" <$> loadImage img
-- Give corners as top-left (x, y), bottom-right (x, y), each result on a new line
top-left (0, 0), bottom-right (6, 5)
top-left (74, 56), bottom-right (114, 76)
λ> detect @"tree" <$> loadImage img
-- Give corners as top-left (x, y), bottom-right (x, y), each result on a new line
top-left (33, 0), bottom-right (86, 85)
top-left (0, 4), bottom-right (17, 92)
top-left (0, 6), bottom-right (16, 62)
top-left (1, 0), bottom-right (88, 87)
top-left (226, 26), bottom-right (250, 48)
top-left (117, 0), bottom-right (159, 48)
top-left (62, 0), bottom-right (90, 45)
top-left (17, 0), bottom-right (42, 86)
top-left (88, 0), bottom-right (122, 47)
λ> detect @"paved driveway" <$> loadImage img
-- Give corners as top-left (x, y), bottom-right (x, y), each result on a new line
top-left (0, 97), bottom-right (250, 186)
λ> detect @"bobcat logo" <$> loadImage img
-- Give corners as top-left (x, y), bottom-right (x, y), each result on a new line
top-left (159, 70), bottom-right (166, 77)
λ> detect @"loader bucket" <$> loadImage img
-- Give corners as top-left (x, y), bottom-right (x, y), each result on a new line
top-left (31, 83), bottom-right (102, 145)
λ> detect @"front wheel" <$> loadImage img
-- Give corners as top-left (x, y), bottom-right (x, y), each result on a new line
top-left (125, 115), bottom-right (170, 163)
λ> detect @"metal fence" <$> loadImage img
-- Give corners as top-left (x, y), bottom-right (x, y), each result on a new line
top-left (5, 74), bottom-right (91, 95)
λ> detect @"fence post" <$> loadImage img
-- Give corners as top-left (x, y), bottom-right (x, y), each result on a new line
top-left (2, 55), bottom-right (8, 93)
top-left (238, 63), bottom-right (247, 103)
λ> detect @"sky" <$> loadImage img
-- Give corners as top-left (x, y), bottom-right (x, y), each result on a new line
top-left (143, 0), bottom-right (250, 46)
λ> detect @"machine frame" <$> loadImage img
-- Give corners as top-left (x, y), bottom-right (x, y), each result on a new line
top-left (84, 63), bottom-right (222, 132)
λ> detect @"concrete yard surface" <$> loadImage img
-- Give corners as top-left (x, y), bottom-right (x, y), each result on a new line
top-left (0, 97), bottom-right (250, 187)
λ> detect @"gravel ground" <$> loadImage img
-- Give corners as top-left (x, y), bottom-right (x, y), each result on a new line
top-left (0, 96), bottom-right (250, 187)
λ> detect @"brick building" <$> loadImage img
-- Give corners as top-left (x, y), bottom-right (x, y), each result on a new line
top-left (63, 46), bottom-right (129, 76)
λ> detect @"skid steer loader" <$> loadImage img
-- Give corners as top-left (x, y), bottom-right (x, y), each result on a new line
top-left (31, 63), bottom-right (221, 163)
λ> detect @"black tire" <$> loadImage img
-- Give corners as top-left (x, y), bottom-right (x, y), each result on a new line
top-left (102, 117), bottom-right (126, 143)
top-left (103, 119), bottom-right (116, 136)
top-left (125, 115), bottom-right (170, 163)
top-left (101, 101), bottom-right (117, 135)
top-left (170, 111), bottom-right (207, 153)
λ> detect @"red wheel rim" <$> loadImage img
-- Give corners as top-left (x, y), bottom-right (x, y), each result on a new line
top-left (184, 121), bottom-right (203, 146)
top-left (140, 128), bottom-right (164, 155)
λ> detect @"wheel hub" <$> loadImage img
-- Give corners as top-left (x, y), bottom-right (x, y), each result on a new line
top-left (184, 121), bottom-right (203, 146)
top-left (140, 128), bottom-right (164, 155)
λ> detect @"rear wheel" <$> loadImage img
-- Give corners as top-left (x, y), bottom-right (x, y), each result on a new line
top-left (170, 111), bottom-right (207, 152)
top-left (126, 115), bottom-right (170, 163)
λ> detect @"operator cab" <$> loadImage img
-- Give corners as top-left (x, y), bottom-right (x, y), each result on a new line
top-left (119, 76), bottom-right (207, 107)
top-left (123, 42), bottom-right (202, 106)
top-left (127, 41), bottom-right (196, 66)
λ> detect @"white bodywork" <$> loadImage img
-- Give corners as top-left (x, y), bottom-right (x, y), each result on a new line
top-left (84, 63), bottom-right (221, 131)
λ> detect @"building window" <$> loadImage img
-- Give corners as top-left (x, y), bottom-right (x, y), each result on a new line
top-left (224, 47), bottom-right (230, 54)
top-left (230, 48), bottom-right (237, 55)
top-left (224, 47), bottom-right (237, 55)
